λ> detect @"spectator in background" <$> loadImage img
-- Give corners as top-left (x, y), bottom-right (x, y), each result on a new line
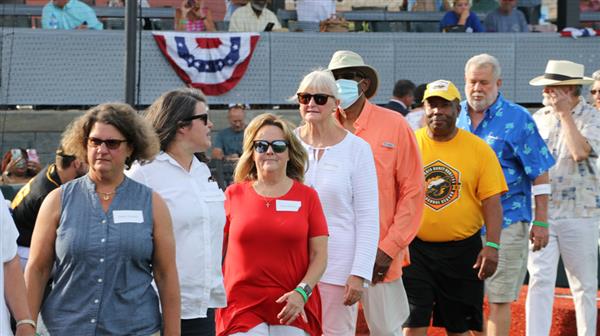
top-left (224, 0), bottom-right (248, 21)
top-left (484, 0), bottom-right (529, 32)
top-left (590, 70), bottom-right (600, 109)
top-left (211, 104), bottom-right (246, 161)
top-left (406, 83), bottom-right (427, 130)
top-left (296, 0), bottom-right (336, 22)
top-left (11, 147), bottom-right (87, 269)
top-left (440, 0), bottom-right (485, 32)
top-left (175, 0), bottom-right (216, 32)
top-left (228, 0), bottom-right (281, 32)
top-left (1, 148), bottom-right (42, 185)
top-left (386, 79), bottom-right (416, 116)
top-left (1, 192), bottom-right (37, 336)
top-left (42, 0), bottom-right (103, 30)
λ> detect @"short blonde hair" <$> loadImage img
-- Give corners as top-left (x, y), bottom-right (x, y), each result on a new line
top-left (62, 103), bottom-right (160, 168)
top-left (233, 113), bottom-right (307, 183)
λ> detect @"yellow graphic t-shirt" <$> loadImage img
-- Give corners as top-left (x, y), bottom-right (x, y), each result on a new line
top-left (415, 128), bottom-right (508, 242)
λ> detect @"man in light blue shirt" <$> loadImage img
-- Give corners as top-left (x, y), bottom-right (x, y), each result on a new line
top-left (42, 0), bottom-right (103, 30)
top-left (484, 0), bottom-right (529, 32)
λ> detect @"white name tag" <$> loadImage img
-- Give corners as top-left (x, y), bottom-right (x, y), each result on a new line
top-left (113, 210), bottom-right (144, 223)
top-left (276, 200), bottom-right (301, 212)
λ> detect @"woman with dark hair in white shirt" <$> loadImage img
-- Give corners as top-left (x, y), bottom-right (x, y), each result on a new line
top-left (294, 69), bottom-right (380, 335)
top-left (127, 88), bottom-right (226, 336)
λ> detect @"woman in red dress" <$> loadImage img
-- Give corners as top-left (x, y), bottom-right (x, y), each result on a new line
top-left (216, 113), bottom-right (328, 336)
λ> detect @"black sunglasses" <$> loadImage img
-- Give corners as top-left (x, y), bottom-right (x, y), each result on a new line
top-left (181, 113), bottom-right (209, 125)
top-left (297, 93), bottom-right (335, 105)
top-left (332, 70), bottom-right (365, 81)
top-left (253, 140), bottom-right (289, 154)
top-left (87, 137), bottom-right (128, 150)
top-left (591, 90), bottom-right (600, 95)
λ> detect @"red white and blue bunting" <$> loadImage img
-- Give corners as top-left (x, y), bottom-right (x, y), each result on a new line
top-left (153, 32), bottom-right (260, 95)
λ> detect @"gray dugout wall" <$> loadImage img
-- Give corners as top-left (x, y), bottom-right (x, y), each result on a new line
top-left (0, 29), bottom-right (599, 106)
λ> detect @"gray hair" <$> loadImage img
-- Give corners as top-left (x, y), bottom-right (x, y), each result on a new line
top-left (296, 69), bottom-right (340, 99)
top-left (593, 70), bottom-right (600, 81)
top-left (465, 53), bottom-right (502, 80)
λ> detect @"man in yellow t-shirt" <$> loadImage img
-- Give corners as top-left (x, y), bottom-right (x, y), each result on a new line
top-left (403, 80), bottom-right (507, 336)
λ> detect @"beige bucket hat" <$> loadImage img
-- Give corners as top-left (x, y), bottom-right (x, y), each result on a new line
top-left (327, 50), bottom-right (379, 99)
top-left (529, 60), bottom-right (594, 86)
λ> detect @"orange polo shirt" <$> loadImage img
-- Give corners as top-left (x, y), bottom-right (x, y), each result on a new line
top-left (336, 100), bottom-right (425, 281)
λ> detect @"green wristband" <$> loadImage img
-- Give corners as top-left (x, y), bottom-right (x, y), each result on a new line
top-left (485, 241), bottom-right (500, 250)
top-left (294, 287), bottom-right (308, 303)
top-left (532, 220), bottom-right (549, 228)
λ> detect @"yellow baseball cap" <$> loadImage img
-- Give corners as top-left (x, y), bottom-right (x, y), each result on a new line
top-left (422, 80), bottom-right (461, 102)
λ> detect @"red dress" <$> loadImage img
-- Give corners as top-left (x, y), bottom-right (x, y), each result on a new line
top-left (216, 180), bottom-right (328, 336)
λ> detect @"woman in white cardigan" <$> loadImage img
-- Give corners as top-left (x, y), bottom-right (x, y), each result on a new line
top-left (294, 69), bottom-right (380, 335)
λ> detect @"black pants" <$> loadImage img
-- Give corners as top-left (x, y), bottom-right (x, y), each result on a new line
top-left (181, 308), bottom-right (216, 336)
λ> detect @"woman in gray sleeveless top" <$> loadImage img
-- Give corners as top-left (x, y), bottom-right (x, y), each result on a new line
top-left (25, 103), bottom-right (181, 335)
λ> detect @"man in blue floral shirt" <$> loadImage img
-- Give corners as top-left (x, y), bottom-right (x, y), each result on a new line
top-left (457, 53), bottom-right (555, 336)
top-left (526, 60), bottom-right (600, 336)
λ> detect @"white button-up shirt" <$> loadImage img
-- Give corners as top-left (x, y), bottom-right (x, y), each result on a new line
top-left (533, 98), bottom-right (600, 219)
top-left (127, 153), bottom-right (226, 319)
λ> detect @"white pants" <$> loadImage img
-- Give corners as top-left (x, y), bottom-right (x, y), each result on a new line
top-left (319, 282), bottom-right (359, 336)
top-left (229, 323), bottom-right (308, 336)
top-left (361, 278), bottom-right (409, 336)
top-left (526, 217), bottom-right (598, 336)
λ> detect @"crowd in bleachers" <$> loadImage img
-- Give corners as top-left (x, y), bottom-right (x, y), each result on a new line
top-left (2, 0), bottom-right (600, 32)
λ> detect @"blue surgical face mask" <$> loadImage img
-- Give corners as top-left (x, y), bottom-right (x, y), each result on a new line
top-left (336, 79), bottom-right (362, 109)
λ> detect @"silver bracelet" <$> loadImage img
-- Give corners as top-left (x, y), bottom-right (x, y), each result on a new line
top-left (16, 319), bottom-right (37, 328)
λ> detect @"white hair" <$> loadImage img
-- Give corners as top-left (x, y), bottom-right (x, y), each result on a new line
top-left (593, 69), bottom-right (600, 81)
top-left (465, 53), bottom-right (502, 80)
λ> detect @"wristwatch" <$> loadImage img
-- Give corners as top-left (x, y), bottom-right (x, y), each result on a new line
top-left (297, 282), bottom-right (312, 297)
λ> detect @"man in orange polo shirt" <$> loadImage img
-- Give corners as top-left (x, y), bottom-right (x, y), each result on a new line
top-left (328, 50), bottom-right (425, 335)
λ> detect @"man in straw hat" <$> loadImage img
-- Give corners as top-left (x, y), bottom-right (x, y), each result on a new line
top-left (456, 53), bottom-right (555, 336)
top-left (328, 50), bottom-right (425, 335)
top-left (526, 60), bottom-right (600, 336)
top-left (403, 79), bottom-right (506, 336)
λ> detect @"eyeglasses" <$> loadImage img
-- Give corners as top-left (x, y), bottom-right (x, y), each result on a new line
top-left (181, 113), bottom-right (209, 125)
top-left (253, 140), bottom-right (289, 154)
top-left (297, 93), bottom-right (335, 105)
top-left (332, 70), bottom-right (365, 81)
top-left (591, 90), bottom-right (600, 95)
top-left (87, 137), bottom-right (128, 150)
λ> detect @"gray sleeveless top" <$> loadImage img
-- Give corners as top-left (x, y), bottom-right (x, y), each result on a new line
top-left (41, 175), bottom-right (161, 335)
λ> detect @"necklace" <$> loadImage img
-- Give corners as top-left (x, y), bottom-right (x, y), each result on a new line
top-left (97, 190), bottom-right (116, 201)
top-left (261, 195), bottom-right (275, 208)
top-left (253, 182), bottom-right (277, 208)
